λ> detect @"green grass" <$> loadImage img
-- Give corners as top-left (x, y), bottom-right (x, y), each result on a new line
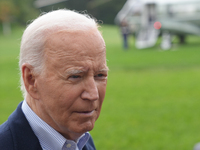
top-left (1, 25), bottom-right (200, 149)
top-left (0, 27), bottom-right (24, 122)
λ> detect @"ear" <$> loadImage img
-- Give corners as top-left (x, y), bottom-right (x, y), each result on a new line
top-left (22, 63), bottom-right (40, 100)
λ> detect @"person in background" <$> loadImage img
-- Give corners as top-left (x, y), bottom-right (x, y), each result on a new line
top-left (0, 9), bottom-right (109, 150)
top-left (120, 19), bottom-right (130, 50)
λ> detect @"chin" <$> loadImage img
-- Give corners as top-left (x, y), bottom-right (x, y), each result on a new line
top-left (74, 120), bottom-right (95, 134)
top-left (60, 122), bottom-right (95, 140)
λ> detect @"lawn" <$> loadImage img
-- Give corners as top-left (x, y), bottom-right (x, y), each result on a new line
top-left (1, 25), bottom-right (200, 150)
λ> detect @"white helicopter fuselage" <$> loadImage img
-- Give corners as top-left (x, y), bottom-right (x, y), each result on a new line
top-left (115, 0), bottom-right (200, 49)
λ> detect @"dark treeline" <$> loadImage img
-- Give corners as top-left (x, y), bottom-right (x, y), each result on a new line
top-left (40, 0), bottom-right (126, 24)
top-left (0, 0), bottom-right (126, 27)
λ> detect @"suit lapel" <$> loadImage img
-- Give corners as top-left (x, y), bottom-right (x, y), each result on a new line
top-left (7, 102), bottom-right (96, 150)
top-left (8, 102), bottom-right (42, 150)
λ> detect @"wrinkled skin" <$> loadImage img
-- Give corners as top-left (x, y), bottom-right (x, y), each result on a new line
top-left (23, 29), bottom-right (108, 141)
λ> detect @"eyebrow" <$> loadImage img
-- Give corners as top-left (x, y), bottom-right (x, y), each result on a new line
top-left (66, 67), bottom-right (109, 75)
top-left (66, 69), bottom-right (85, 75)
top-left (98, 68), bottom-right (109, 72)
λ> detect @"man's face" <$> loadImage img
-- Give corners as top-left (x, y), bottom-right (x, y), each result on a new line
top-left (34, 30), bottom-right (108, 140)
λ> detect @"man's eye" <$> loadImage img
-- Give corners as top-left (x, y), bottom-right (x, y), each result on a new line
top-left (97, 74), bottom-right (104, 77)
top-left (70, 75), bottom-right (81, 79)
top-left (68, 75), bottom-right (82, 81)
top-left (95, 73), bottom-right (107, 79)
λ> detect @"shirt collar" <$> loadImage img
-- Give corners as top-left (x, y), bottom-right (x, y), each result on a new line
top-left (22, 100), bottom-right (90, 150)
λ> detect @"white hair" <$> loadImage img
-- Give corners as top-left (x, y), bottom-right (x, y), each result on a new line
top-left (19, 9), bottom-right (100, 98)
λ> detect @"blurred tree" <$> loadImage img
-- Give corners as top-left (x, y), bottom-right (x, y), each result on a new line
top-left (13, 0), bottom-right (39, 25)
top-left (0, 0), bottom-right (126, 31)
top-left (0, 0), bottom-right (16, 35)
top-left (0, 0), bottom-right (39, 35)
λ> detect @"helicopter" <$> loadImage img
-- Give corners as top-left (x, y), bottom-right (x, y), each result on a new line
top-left (115, 0), bottom-right (200, 50)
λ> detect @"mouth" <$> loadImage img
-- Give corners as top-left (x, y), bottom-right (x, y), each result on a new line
top-left (75, 110), bottom-right (96, 115)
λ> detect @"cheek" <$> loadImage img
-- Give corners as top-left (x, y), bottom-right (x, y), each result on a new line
top-left (52, 84), bottom-right (84, 109)
top-left (38, 82), bottom-right (80, 116)
top-left (97, 83), bottom-right (107, 109)
top-left (98, 82), bottom-right (107, 99)
top-left (48, 87), bottom-right (79, 110)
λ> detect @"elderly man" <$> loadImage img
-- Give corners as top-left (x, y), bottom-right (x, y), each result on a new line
top-left (0, 9), bottom-right (108, 150)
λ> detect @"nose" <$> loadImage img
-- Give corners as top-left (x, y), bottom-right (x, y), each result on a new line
top-left (81, 77), bottom-right (99, 101)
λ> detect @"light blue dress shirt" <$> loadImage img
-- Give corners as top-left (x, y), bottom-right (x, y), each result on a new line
top-left (22, 100), bottom-right (90, 150)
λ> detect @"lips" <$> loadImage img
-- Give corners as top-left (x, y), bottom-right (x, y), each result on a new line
top-left (75, 110), bottom-right (95, 115)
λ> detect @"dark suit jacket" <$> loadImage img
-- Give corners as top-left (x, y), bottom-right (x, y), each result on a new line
top-left (0, 102), bottom-right (96, 150)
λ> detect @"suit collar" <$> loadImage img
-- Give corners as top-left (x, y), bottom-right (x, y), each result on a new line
top-left (7, 101), bottom-right (96, 150)
top-left (8, 102), bottom-right (42, 150)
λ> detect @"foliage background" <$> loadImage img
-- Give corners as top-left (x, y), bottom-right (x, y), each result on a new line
top-left (0, 0), bottom-right (126, 26)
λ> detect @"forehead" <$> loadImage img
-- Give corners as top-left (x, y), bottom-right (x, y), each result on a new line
top-left (43, 30), bottom-right (107, 70)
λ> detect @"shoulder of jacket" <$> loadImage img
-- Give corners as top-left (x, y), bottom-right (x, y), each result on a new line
top-left (0, 121), bottom-right (14, 149)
